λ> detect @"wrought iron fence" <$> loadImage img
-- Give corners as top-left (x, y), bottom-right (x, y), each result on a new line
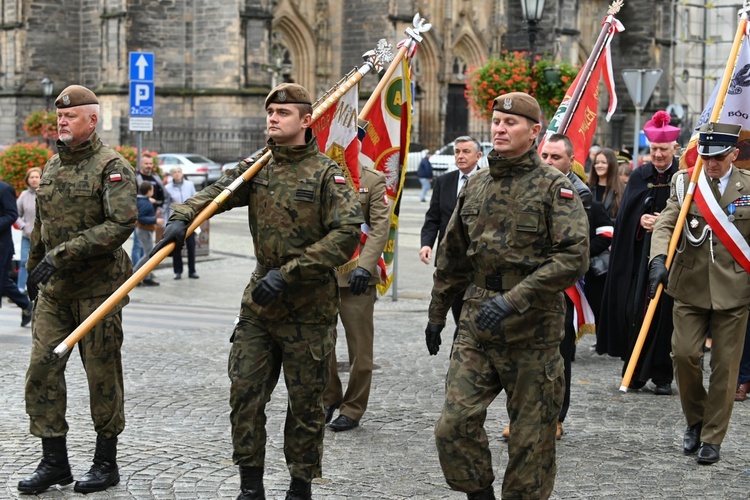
top-left (120, 124), bottom-right (268, 164)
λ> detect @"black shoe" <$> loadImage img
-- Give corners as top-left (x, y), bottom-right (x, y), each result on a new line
top-left (21, 305), bottom-right (33, 327)
top-left (142, 278), bottom-right (160, 287)
top-left (467, 486), bottom-right (496, 500)
top-left (697, 443), bottom-right (721, 464)
top-left (174, 273), bottom-right (182, 280)
top-left (324, 402), bottom-right (340, 424)
top-left (74, 436), bottom-right (120, 493)
top-left (329, 414), bottom-right (359, 432)
top-left (683, 422), bottom-right (702, 455)
top-left (17, 437), bottom-right (73, 494)
top-left (653, 383), bottom-right (673, 395)
top-left (628, 380), bottom-right (646, 390)
top-left (237, 466), bottom-right (265, 500)
top-left (285, 478), bottom-right (311, 500)
top-left (189, 273), bottom-right (200, 279)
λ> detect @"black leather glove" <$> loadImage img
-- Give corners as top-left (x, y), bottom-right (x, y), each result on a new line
top-left (348, 266), bottom-right (372, 296)
top-left (425, 323), bottom-right (444, 356)
top-left (151, 219), bottom-right (189, 257)
top-left (29, 254), bottom-right (57, 286)
top-left (27, 278), bottom-right (39, 302)
top-left (476, 295), bottom-right (515, 331)
top-left (648, 254), bottom-right (669, 299)
top-left (251, 268), bottom-right (287, 306)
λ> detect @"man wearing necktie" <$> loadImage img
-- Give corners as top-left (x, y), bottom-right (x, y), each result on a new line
top-left (420, 136), bottom-right (483, 345)
top-left (650, 121), bottom-right (750, 465)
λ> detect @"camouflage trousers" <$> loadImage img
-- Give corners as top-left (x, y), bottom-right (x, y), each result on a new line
top-left (435, 336), bottom-right (564, 499)
top-left (25, 292), bottom-right (126, 439)
top-left (228, 317), bottom-right (334, 481)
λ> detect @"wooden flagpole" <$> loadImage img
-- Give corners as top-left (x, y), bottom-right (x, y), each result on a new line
top-left (619, 9), bottom-right (749, 391)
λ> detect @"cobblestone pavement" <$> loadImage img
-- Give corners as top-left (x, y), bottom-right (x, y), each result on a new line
top-left (2, 189), bottom-right (749, 499)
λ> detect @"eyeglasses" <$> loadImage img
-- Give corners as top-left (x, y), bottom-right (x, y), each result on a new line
top-left (699, 148), bottom-right (734, 162)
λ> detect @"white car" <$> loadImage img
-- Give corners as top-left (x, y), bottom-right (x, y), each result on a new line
top-left (407, 140), bottom-right (494, 176)
top-left (157, 153), bottom-right (222, 189)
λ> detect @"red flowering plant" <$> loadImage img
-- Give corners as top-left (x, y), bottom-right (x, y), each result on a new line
top-left (23, 110), bottom-right (59, 141)
top-left (0, 142), bottom-right (52, 193)
top-left (465, 52), bottom-right (578, 121)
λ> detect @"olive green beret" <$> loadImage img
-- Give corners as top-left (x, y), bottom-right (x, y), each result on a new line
top-left (492, 92), bottom-right (541, 123)
top-left (55, 85), bottom-right (99, 109)
top-left (264, 83), bottom-right (312, 109)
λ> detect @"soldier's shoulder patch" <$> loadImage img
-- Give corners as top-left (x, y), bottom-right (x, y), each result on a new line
top-left (109, 173), bottom-right (122, 182)
top-left (334, 175), bottom-right (347, 184)
top-left (559, 187), bottom-right (574, 199)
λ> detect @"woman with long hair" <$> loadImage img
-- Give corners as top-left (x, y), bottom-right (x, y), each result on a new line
top-left (589, 147), bottom-right (623, 222)
top-left (16, 167), bottom-right (41, 294)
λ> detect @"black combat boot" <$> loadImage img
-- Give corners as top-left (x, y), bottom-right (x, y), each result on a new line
top-left (17, 436), bottom-right (74, 494)
top-left (74, 435), bottom-right (120, 493)
top-left (467, 486), bottom-right (496, 500)
top-left (285, 477), bottom-right (312, 500)
top-left (237, 466), bottom-right (265, 500)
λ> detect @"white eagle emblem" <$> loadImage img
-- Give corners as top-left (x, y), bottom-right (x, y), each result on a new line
top-left (62, 95), bottom-right (70, 106)
top-left (503, 98), bottom-right (512, 110)
top-left (278, 90), bottom-right (287, 102)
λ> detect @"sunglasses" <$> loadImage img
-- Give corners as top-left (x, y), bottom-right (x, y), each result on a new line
top-left (699, 148), bottom-right (734, 161)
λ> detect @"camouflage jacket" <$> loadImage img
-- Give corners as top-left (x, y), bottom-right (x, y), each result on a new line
top-left (170, 137), bottom-right (363, 324)
top-left (429, 148), bottom-right (589, 345)
top-left (29, 132), bottom-right (138, 299)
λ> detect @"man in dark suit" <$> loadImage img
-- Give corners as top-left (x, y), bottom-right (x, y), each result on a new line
top-left (0, 179), bottom-right (32, 326)
top-left (419, 136), bottom-right (482, 336)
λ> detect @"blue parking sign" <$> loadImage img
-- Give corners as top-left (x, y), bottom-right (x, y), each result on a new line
top-left (130, 81), bottom-right (154, 117)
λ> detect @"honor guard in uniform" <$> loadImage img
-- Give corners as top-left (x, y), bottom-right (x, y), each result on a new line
top-left (152, 83), bottom-right (363, 500)
top-left (18, 85), bottom-right (138, 494)
top-left (426, 92), bottom-right (589, 499)
top-left (650, 122), bottom-right (750, 465)
top-left (324, 166), bottom-right (390, 432)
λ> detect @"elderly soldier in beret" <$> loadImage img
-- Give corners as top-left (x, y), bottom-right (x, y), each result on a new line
top-left (152, 82), bottom-right (363, 500)
top-left (17, 85), bottom-right (138, 494)
top-left (650, 122), bottom-right (750, 465)
top-left (426, 91), bottom-right (589, 499)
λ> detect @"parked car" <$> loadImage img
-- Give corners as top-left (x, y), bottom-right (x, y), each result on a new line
top-left (157, 153), bottom-right (222, 189)
top-left (406, 140), bottom-right (494, 177)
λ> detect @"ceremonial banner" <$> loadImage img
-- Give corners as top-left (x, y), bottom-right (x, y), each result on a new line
top-left (565, 281), bottom-right (596, 339)
top-left (359, 56), bottom-right (412, 294)
top-left (680, 26), bottom-right (750, 170)
top-left (315, 83), bottom-right (360, 189)
top-left (539, 15), bottom-right (623, 165)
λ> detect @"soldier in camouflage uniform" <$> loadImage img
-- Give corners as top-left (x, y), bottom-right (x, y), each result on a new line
top-left (18, 85), bottom-right (138, 495)
top-left (425, 92), bottom-right (589, 500)
top-left (152, 83), bottom-right (363, 500)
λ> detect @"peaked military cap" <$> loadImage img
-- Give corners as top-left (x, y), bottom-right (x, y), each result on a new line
top-left (492, 92), bottom-right (541, 123)
top-left (54, 85), bottom-right (99, 109)
top-left (264, 83), bottom-right (312, 109)
top-left (696, 122), bottom-right (741, 157)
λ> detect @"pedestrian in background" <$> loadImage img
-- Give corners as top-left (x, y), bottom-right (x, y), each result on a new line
top-left (152, 83), bottom-right (363, 500)
top-left (420, 136), bottom-right (482, 342)
top-left (589, 147), bottom-right (623, 222)
top-left (417, 151), bottom-right (433, 202)
top-left (15, 167), bottom-right (41, 294)
top-left (650, 122), bottom-right (750, 465)
top-left (426, 92), bottom-right (589, 500)
top-left (324, 165), bottom-right (390, 432)
top-left (0, 179), bottom-right (32, 327)
top-left (18, 85), bottom-right (137, 494)
top-left (131, 154), bottom-right (164, 265)
top-left (133, 182), bottom-right (163, 287)
top-left (163, 166), bottom-right (199, 280)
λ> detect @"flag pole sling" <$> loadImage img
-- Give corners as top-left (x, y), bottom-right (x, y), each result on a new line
top-left (619, 12), bottom-right (748, 391)
top-left (52, 59), bottom-right (384, 358)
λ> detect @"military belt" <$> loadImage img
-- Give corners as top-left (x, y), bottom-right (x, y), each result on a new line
top-left (473, 272), bottom-right (524, 292)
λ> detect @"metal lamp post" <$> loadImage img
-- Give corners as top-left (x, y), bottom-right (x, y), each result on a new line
top-left (41, 77), bottom-right (54, 109)
top-left (520, 0), bottom-right (546, 68)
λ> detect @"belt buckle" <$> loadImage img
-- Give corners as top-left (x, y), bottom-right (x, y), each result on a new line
top-left (486, 275), bottom-right (503, 291)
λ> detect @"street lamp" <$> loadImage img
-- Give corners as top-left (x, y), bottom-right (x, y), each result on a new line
top-left (520, 0), bottom-right (546, 67)
top-left (40, 78), bottom-right (54, 109)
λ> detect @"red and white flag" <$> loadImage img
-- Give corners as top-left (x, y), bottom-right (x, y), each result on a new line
top-left (566, 281), bottom-right (596, 339)
top-left (359, 56), bottom-right (412, 294)
top-left (314, 83), bottom-right (360, 189)
top-left (539, 14), bottom-right (623, 165)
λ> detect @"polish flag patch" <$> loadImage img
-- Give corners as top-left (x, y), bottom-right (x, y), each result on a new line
top-left (109, 173), bottom-right (122, 182)
top-left (334, 175), bottom-right (347, 184)
top-left (559, 187), bottom-right (574, 199)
